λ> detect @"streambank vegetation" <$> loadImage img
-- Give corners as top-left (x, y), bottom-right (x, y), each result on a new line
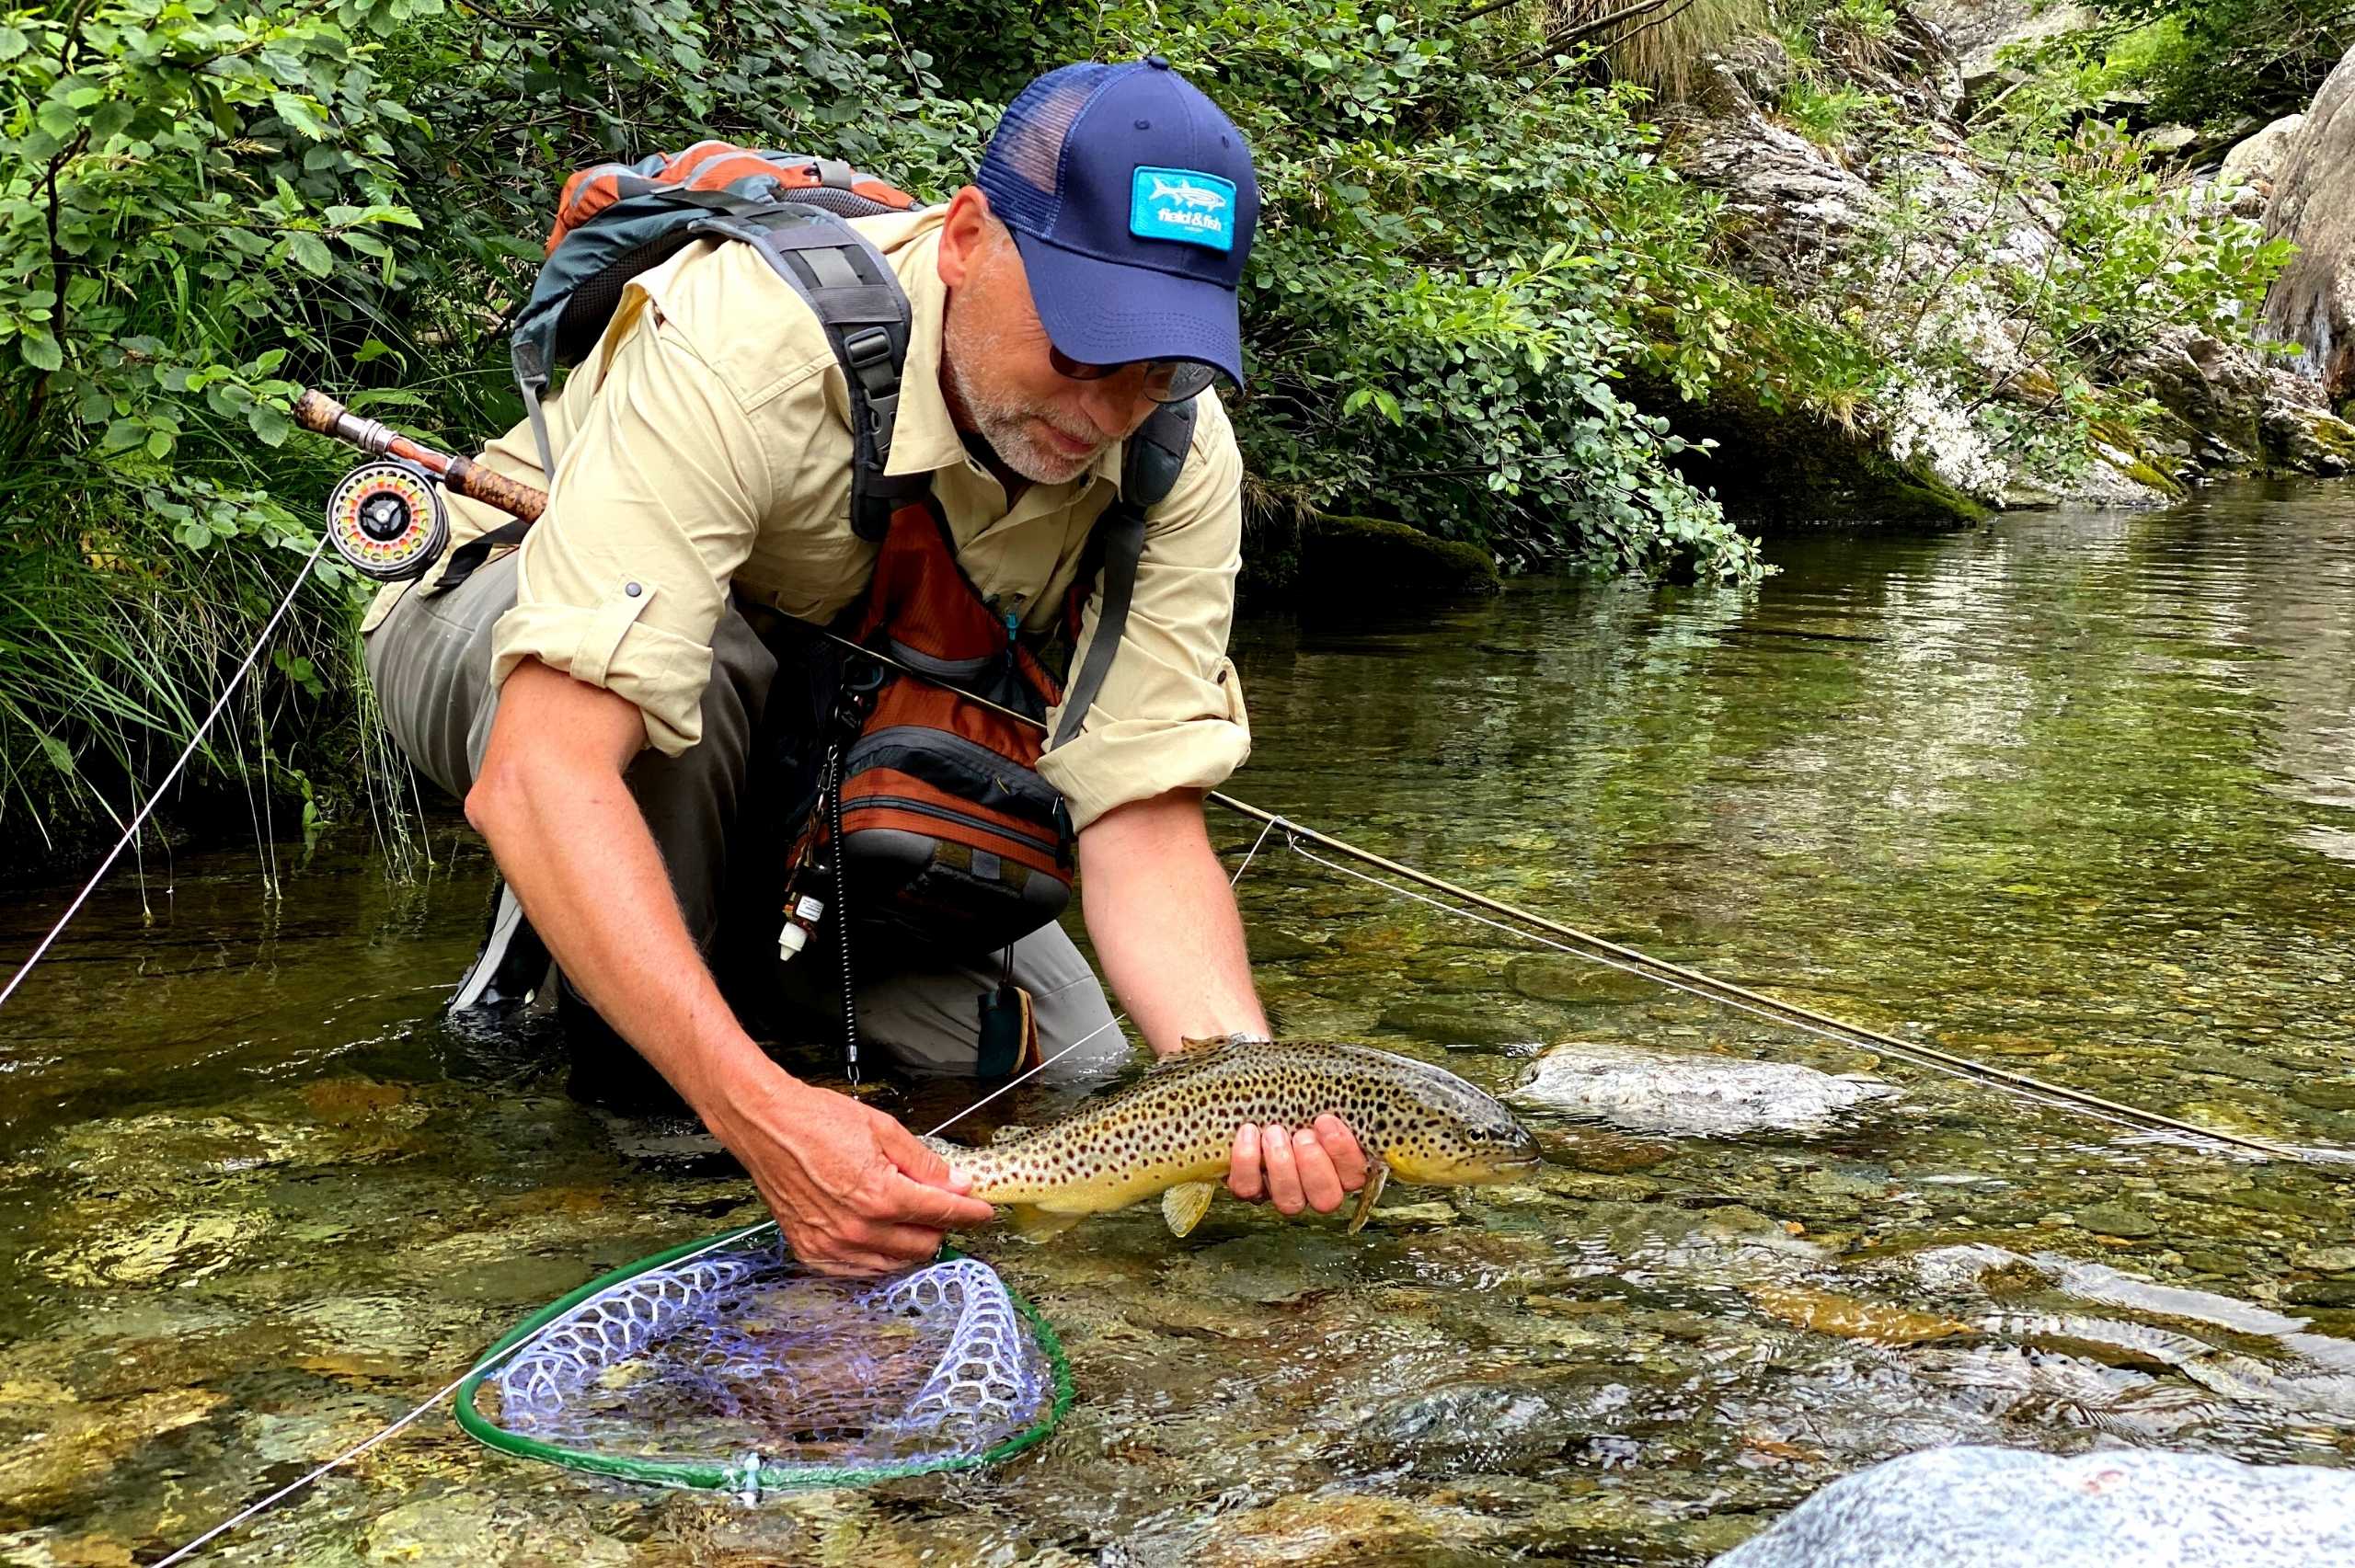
top-left (3, 0), bottom-right (2345, 854)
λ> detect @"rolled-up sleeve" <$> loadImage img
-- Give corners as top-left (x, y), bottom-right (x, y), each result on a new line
top-left (1040, 395), bottom-right (1253, 830)
top-left (488, 307), bottom-right (792, 756)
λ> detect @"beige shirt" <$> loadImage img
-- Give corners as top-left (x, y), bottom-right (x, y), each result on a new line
top-left (364, 207), bottom-right (1249, 830)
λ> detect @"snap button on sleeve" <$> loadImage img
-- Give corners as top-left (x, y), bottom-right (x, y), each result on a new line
top-left (573, 578), bottom-right (659, 687)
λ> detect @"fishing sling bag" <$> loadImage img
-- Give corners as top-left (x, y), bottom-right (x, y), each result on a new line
top-left (425, 140), bottom-right (1197, 956)
top-left (803, 399), bottom-right (1197, 960)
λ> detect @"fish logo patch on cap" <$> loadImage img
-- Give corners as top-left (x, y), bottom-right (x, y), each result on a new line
top-left (1131, 166), bottom-right (1236, 252)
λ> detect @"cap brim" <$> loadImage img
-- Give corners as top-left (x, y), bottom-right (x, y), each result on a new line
top-left (1011, 232), bottom-right (1245, 390)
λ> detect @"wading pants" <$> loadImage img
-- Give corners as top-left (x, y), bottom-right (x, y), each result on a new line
top-left (362, 550), bottom-right (1126, 1094)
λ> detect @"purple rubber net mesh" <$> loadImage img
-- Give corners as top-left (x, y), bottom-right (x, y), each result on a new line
top-left (488, 1245), bottom-right (1049, 1471)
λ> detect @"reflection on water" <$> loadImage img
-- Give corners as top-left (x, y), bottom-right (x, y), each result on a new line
top-left (3, 480), bottom-right (2353, 1563)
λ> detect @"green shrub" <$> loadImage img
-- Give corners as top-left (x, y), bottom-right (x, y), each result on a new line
top-left (0, 0), bottom-right (1795, 852)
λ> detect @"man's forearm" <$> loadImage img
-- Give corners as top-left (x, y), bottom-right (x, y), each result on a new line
top-left (465, 661), bottom-right (776, 1116)
top-left (1077, 788), bottom-right (1267, 1056)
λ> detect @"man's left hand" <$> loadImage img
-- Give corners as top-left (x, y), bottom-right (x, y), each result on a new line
top-left (1227, 1114), bottom-right (1366, 1216)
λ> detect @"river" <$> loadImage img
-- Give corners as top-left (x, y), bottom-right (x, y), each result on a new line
top-left (4, 478), bottom-right (2352, 1562)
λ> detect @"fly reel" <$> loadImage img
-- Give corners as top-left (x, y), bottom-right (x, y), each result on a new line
top-left (327, 459), bottom-right (449, 581)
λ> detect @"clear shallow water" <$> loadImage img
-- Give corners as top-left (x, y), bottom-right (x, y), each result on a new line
top-left (4, 479), bottom-right (2354, 1564)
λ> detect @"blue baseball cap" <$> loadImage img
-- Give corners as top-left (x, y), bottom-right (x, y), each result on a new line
top-left (976, 57), bottom-right (1259, 389)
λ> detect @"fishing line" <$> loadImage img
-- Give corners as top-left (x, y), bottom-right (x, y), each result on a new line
top-left (152, 815), bottom-right (1299, 1559)
top-left (0, 535), bottom-right (330, 1017)
top-left (1275, 830), bottom-right (2314, 1163)
top-left (800, 631), bottom-right (2310, 1162)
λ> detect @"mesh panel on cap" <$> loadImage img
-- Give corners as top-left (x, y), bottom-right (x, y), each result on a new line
top-left (984, 65), bottom-right (1116, 234)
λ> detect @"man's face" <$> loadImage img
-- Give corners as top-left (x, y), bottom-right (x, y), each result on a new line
top-left (940, 211), bottom-right (1164, 486)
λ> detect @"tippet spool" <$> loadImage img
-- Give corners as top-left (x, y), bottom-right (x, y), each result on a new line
top-left (326, 459), bottom-right (448, 581)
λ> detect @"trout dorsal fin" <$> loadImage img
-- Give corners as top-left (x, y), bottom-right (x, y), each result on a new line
top-left (1172, 1031), bottom-right (1261, 1057)
top-left (1154, 1034), bottom-right (1248, 1073)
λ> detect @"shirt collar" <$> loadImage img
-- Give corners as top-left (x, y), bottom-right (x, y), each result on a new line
top-left (886, 214), bottom-right (1125, 495)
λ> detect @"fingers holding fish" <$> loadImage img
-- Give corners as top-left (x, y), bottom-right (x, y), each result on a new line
top-left (1260, 1122), bottom-right (1307, 1214)
top-left (1284, 1117), bottom-right (1366, 1215)
top-left (1224, 1114), bottom-right (1367, 1217)
top-left (1312, 1113), bottom-right (1369, 1195)
top-left (1227, 1120), bottom-right (1267, 1201)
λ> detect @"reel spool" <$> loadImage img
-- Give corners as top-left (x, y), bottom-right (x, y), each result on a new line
top-left (327, 459), bottom-right (448, 581)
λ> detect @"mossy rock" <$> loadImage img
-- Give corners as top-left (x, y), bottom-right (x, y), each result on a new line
top-left (1621, 367), bottom-right (1993, 529)
top-left (2262, 406), bottom-right (2355, 473)
top-left (1285, 513), bottom-right (1500, 598)
top-left (2087, 420), bottom-right (2190, 498)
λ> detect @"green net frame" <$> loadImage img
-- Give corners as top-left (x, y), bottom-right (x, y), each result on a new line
top-left (454, 1230), bottom-right (1074, 1493)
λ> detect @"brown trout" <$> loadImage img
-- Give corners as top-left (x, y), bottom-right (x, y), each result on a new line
top-left (930, 1036), bottom-right (1543, 1239)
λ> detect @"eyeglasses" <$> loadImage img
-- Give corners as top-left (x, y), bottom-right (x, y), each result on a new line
top-left (1048, 347), bottom-right (1220, 405)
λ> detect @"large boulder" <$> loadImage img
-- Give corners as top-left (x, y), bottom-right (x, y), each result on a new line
top-left (1913, 0), bottom-right (2097, 102)
top-left (1711, 1446), bottom-right (2355, 1567)
top-left (2262, 42), bottom-right (2355, 404)
top-left (1671, 117), bottom-right (1886, 283)
top-left (2219, 112), bottom-right (2305, 210)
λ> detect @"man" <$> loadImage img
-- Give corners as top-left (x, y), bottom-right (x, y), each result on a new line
top-left (362, 59), bottom-right (1364, 1273)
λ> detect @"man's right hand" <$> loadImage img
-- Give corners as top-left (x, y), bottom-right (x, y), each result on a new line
top-left (469, 661), bottom-right (991, 1274)
top-left (702, 1067), bottom-right (996, 1275)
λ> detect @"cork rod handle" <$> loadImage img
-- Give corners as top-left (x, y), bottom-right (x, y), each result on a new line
top-left (293, 387), bottom-right (548, 523)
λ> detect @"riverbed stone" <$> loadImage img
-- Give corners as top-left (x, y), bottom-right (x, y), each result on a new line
top-left (2290, 1079), bottom-right (2355, 1111)
top-left (1507, 956), bottom-right (1657, 1005)
top-left (1194, 1490), bottom-right (1499, 1566)
top-left (1249, 930), bottom-right (1324, 963)
top-left (1165, 1230), bottom-right (1356, 1305)
top-left (1353, 1370), bottom-right (1639, 1476)
top-left (2073, 1203), bottom-right (2162, 1240)
top-left (1510, 1041), bottom-right (1898, 1137)
top-left (1709, 1445), bottom-right (2355, 1567)
top-left (2220, 1185), bottom-right (2343, 1221)
top-left (1374, 1000), bottom-right (1533, 1047)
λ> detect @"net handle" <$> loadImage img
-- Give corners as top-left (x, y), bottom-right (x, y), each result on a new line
top-left (453, 1231), bottom-right (1074, 1492)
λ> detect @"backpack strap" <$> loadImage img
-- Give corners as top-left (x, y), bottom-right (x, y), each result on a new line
top-left (1050, 396), bottom-right (1199, 751)
top-left (695, 209), bottom-right (927, 542)
top-left (508, 203), bottom-right (923, 542)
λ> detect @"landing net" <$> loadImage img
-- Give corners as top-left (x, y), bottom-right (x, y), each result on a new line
top-left (455, 1231), bottom-right (1070, 1494)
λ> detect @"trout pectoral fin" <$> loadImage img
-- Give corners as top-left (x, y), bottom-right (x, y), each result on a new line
top-left (1005, 1205), bottom-right (1085, 1242)
top-left (1162, 1182), bottom-right (1218, 1237)
top-left (1346, 1162), bottom-right (1391, 1235)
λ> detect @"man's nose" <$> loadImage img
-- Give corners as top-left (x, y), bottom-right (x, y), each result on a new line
top-left (1075, 367), bottom-right (1156, 439)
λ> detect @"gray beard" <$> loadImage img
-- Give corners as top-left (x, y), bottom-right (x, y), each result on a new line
top-left (942, 322), bottom-right (1105, 486)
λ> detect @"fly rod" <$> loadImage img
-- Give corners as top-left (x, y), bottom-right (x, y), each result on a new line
top-left (290, 388), bottom-right (2317, 1164)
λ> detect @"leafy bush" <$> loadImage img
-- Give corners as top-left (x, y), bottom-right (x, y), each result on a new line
top-left (0, 0), bottom-right (436, 841)
top-left (2089, 0), bottom-right (2354, 128)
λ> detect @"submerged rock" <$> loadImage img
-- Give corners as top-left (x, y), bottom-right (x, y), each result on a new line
top-left (1194, 1490), bottom-right (1499, 1566)
top-left (1506, 956), bottom-right (1656, 1006)
top-left (1510, 1041), bottom-right (1897, 1137)
top-left (1710, 1446), bottom-right (2355, 1566)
